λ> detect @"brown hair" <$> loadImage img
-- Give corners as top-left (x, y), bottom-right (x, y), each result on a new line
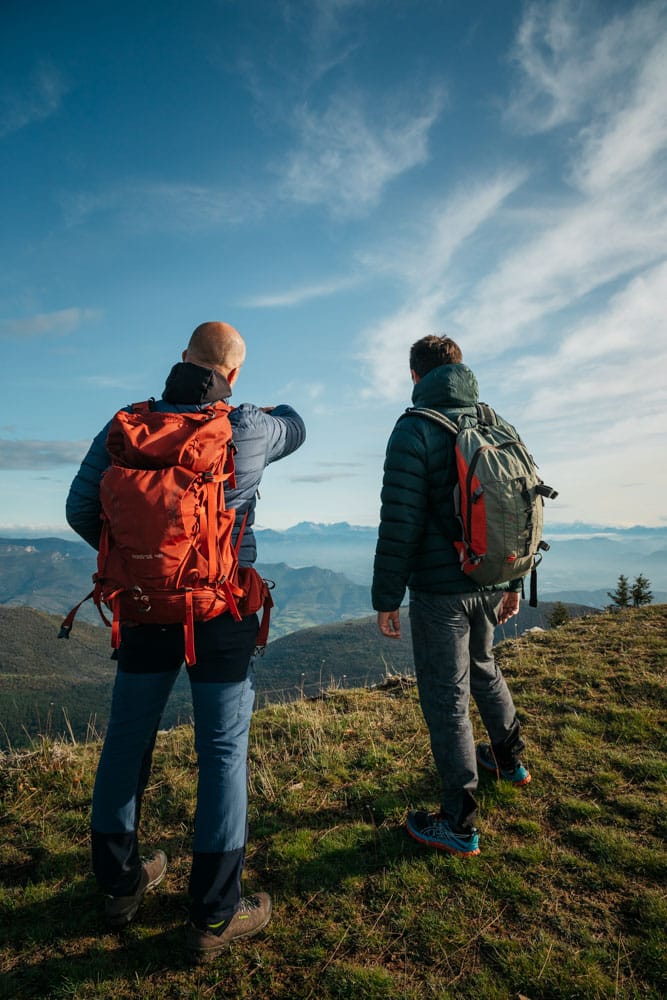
top-left (409, 335), bottom-right (463, 378)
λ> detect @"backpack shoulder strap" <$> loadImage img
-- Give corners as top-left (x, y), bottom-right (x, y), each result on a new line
top-left (475, 403), bottom-right (497, 425)
top-left (125, 398), bottom-right (158, 414)
top-left (402, 406), bottom-right (459, 435)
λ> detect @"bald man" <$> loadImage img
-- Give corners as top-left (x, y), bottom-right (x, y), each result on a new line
top-left (67, 322), bottom-right (305, 959)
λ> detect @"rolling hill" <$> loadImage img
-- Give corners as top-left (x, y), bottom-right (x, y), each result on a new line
top-left (0, 599), bottom-right (600, 747)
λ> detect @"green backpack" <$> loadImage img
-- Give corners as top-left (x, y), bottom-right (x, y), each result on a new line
top-left (404, 403), bottom-right (558, 605)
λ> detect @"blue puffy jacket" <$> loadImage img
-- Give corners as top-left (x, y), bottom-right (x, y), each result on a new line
top-left (66, 362), bottom-right (306, 566)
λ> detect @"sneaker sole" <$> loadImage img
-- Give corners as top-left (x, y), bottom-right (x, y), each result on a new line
top-left (405, 820), bottom-right (480, 857)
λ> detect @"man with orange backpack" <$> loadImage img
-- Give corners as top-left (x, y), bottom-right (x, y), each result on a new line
top-left (66, 321), bottom-right (305, 960)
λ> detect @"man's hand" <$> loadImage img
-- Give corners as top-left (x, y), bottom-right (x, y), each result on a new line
top-left (497, 591), bottom-right (520, 625)
top-left (377, 610), bottom-right (401, 639)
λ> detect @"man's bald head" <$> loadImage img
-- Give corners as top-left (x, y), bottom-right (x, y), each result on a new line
top-left (184, 322), bottom-right (246, 378)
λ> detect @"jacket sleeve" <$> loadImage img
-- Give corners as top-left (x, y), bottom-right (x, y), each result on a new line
top-left (260, 404), bottom-right (306, 464)
top-left (371, 418), bottom-right (430, 612)
top-left (65, 422), bottom-right (111, 550)
top-left (228, 403), bottom-right (306, 565)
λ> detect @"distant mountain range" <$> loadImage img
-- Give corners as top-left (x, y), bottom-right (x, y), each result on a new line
top-left (0, 537), bottom-right (372, 639)
top-left (1, 525), bottom-right (665, 642)
top-left (251, 521), bottom-right (667, 597)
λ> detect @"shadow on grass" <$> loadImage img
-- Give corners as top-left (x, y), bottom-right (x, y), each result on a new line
top-left (1, 875), bottom-right (193, 1000)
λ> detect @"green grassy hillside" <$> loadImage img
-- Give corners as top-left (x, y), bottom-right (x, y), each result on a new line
top-left (1, 606), bottom-right (665, 999)
top-left (0, 607), bottom-right (194, 748)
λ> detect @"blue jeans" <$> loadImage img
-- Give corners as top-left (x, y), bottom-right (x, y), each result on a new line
top-left (409, 590), bottom-right (524, 832)
top-left (91, 612), bottom-right (259, 926)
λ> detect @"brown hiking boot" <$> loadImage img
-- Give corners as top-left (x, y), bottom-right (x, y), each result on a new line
top-left (104, 850), bottom-right (168, 927)
top-left (186, 892), bottom-right (272, 961)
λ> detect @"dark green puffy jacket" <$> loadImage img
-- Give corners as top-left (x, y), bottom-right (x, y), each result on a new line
top-left (371, 363), bottom-right (522, 611)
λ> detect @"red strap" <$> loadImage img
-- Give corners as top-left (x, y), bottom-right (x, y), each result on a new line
top-left (58, 589), bottom-right (95, 638)
top-left (206, 477), bottom-right (218, 582)
top-left (183, 589), bottom-right (196, 665)
top-left (220, 578), bottom-right (242, 621)
top-left (111, 597), bottom-right (122, 651)
top-left (255, 587), bottom-right (274, 649)
top-left (98, 521), bottom-right (110, 569)
top-left (93, 587), bottom-right (113, 628)
top-left (234, 508), bottom-right (250, 557)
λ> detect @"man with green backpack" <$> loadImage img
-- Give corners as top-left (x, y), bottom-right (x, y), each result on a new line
top-left (372, 335), bottom-right (556, 856)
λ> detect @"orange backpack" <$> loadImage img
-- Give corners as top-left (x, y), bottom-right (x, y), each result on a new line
top-left (60, 399), bottom-right (272, 664)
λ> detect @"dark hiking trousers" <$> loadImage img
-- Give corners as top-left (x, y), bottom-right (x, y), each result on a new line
top-left (91, 611), bottom-right (259, 926)
top-left (409, 590), bottom-right (524, 831)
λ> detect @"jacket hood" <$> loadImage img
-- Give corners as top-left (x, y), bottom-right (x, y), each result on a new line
top-left (162, 362), bottom-right (232, 405)
top-left (411, 363), bottom-right (479, 410)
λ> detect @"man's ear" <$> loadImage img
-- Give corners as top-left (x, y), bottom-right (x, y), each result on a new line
top-left (411, 369), bottom-right (420, 384)
top-left (227, 366), bottom-right (241, 387)
top-left (182, 349), bottom-right (188, 362)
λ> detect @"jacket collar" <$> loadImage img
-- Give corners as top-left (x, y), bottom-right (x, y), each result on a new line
top-left (161, 362), bottom-right (232, 405)
top-left (412, 363), bottom-right (479, 410)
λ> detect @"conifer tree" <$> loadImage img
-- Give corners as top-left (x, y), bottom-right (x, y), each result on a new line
top-left (607, 574), bottom-right (631, 609)
top-left (631, 574), bottom-right (653, 607)
top-left (548, 602), bottom-right (570, 628)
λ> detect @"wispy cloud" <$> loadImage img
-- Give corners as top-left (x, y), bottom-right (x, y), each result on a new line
top-left (514, 260), bottom-right (667, 433)
top-left (453, 1), bottom-right (667, 353)
top-left (504, 0), bottom-right (662, 132)
top-left (278, 86), bottom-right (445, 218)
top-left (359, 173), bottom-right (524, 399)
top-left (80, 374), bottom-right (140, 390)
top-left (287, 0), bottom-right (371, 84)
top-left (60, 182), bottom-right (263, 231)
top-left (360, 0), bottom-right (667, 397)
top-left (0, 63), bottom-right (69, 139)
top-left (0, 308), bottom-right (101, 339)
top-left (241, 274), bottom-right (361, 308)
top-left (289, 471), bottom-right (360, 483)
top-left (0, 440), bottom-right (89, 470)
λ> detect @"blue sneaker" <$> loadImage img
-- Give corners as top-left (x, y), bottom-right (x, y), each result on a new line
top-left (477, 743), bottom-right (531, 786)
top-left (406, 810), bottom-right (480, 856)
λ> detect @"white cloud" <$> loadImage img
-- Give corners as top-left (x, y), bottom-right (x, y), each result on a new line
top-left (453, 2), bottom-right (667, 353)
top-left (358, 173), bottom-right (525, 398)
top-left (0, 308), bottom-right (101, 339)
top-left (241, 274), bottom-right (360, 308)
top-left (0, 439), bottom-right (89, 470)
top-left (80, 374), bottom-right (140, 390)
top-left (61, 182), bottom-right (262, 231)
top-left (573, 33), bottom-right (667, 195)
top-left (501, 260), bottom-right (667, 525)
top-left (278, 86), bottom-right (445, 218)
top-left (515, 261), bottom-right (667, 428)
top-left (0, 63), bottom-right (69, 139)
top-left (505, 0), bottom-right (665, 132)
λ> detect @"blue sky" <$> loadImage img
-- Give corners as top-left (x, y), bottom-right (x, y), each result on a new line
top-left (1, 0), bottom-right (666, 535)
